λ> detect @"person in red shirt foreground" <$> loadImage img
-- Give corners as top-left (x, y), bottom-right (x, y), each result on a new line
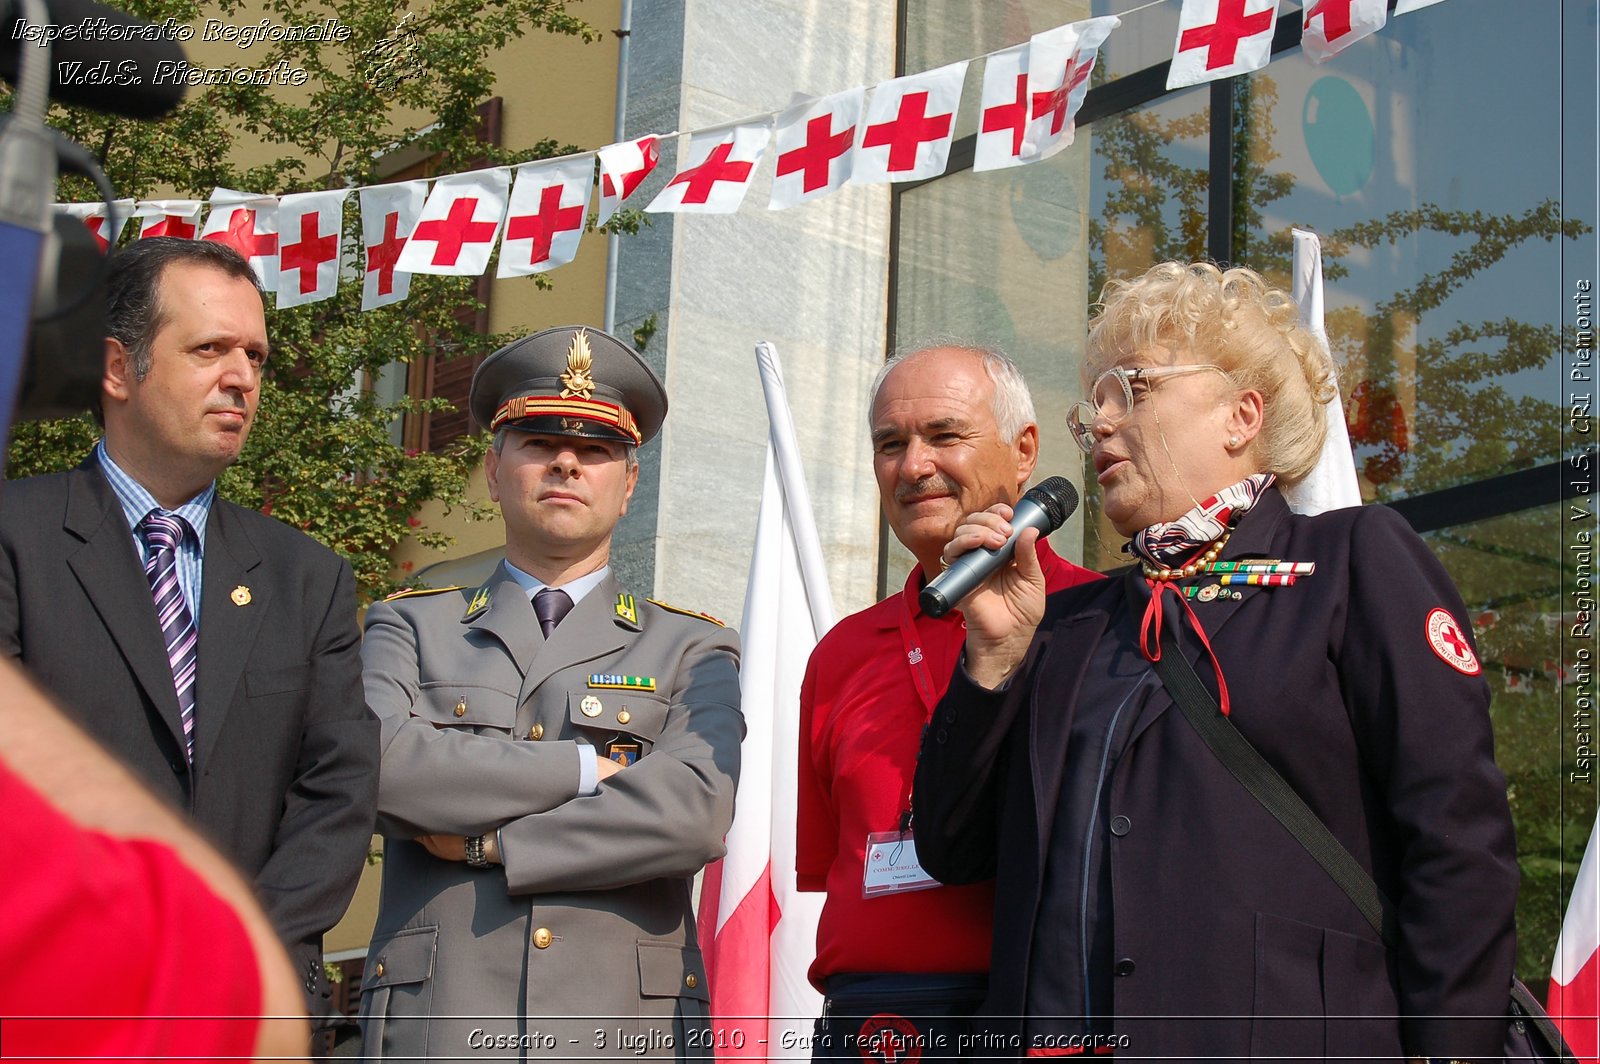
top-left (796, 344), bottom-right (1100, 1061)
top-left (0, 657), bottom-right (309, 1062)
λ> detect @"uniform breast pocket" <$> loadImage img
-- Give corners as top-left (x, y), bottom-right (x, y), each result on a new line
top-left (411, 682), bottom-right (518, 734)
top-left (358, 925), bottom-right (437, 1060)
top-left (569, 691), bottom-right (671, 764)
top-left (245, 663), bottom-right (311, 697)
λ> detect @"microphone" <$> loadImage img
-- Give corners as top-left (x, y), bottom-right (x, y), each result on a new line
top-left (0, 0), bottom-right (189, 118)
top-left (919, 476), bottom-right (1080, 619)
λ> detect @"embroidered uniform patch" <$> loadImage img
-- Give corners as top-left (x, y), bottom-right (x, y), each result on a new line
top-left (1426, 607), bottom-right (1480, 675)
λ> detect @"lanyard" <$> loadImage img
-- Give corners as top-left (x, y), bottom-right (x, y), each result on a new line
top-left (895, 589), bottom-right (953, 830)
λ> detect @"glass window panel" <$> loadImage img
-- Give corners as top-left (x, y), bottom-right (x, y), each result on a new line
top-left (1234, 0), bottom-right (1594, 500)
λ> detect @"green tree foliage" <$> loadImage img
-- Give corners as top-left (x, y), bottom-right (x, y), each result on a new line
top-left (1083, 73), bottom-right (1594, 985)
top-left (4, 0), bottom-right (618, 600)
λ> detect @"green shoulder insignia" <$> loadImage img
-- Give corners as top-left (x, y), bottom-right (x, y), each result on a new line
top-left (614, 593), bottom-right (639, 625)
top-left (461, 584), bottom-right (492, 620)
top-left (383, 585), bottom-right (464, 602)
top-left (647, 598), bottom-right (725, 627)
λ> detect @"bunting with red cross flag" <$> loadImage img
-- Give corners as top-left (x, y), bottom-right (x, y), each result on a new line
top-left (397, 170), bottom-right (510, 276)
top-left (768, 88), bottom-right (865, 210)
top-left (276, 190), bottom-right (349, 308)
top-left (1020, 16), bottom-right (1120, 160)
top-left (359, 180), bottom-right (427, 310)
top-left (201, 188), bottom-right (280, 290)
top-left (852, 60), bottom-right (968, 184)
top-left (135, 200), bottom-right (203, 241)
top-left (1166, 0), bottom-right (1282, 91)
top-left (498, 155), bottom-right (592, 277)
top-left (596, 135), bottom-right (660, 226)
top-left (646, 120), bottom-right (772, 215)
top-left (1392, 0), bottom-right (1448, 13)
top-left (1300, 0), bottom-right (1386, 63)
top-left (974, 42), bottom-right (1034, 172)
top-left (57, 200), bottom-right (134, 252)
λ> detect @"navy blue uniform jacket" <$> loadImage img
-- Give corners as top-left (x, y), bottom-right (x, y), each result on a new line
top-left (914, 488), bottom-right (1517, 1062)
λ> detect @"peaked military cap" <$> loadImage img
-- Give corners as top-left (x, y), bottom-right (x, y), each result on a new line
top-left (470, 325), bottom-right (667, 446)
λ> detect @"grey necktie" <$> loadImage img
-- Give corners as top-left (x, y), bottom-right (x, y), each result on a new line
top-left (533, 586), bottom-right (573, 638)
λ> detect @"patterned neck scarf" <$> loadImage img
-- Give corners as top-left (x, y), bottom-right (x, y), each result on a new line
top-left (1126, 472), bottom-right (1276, 718)
top-left (1126, 472), bottom-right (1277, 569)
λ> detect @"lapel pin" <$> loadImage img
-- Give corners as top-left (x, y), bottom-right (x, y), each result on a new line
top-left (580, 694), bottom-right (603, 717)
top-left (231, 585), bottom-right (252, 606)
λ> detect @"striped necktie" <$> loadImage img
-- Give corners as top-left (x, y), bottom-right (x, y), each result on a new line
top-left (138, 510), bottom-right (198, 763)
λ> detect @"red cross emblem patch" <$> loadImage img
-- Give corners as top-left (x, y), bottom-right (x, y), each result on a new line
top-left (1426, 607), bottom-right (1480, 675)
top-left (856, 1014), bottom-right (923, 1063)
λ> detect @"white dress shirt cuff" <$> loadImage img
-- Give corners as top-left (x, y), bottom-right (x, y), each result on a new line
top-left (577, 743), bottom-right (599, 795)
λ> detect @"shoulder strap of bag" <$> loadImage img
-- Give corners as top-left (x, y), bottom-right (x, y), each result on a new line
top-left (1131, 573), bottom-right (1577, 1063)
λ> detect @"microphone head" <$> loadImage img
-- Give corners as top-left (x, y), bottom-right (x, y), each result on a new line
top-left (1021, 476), bottom-right (1080, 529)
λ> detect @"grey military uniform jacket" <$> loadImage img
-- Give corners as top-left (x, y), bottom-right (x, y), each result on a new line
top-left (358, 563), bottom-right (743, 1062)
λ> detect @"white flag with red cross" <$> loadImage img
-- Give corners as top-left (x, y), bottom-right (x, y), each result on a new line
top-left (397, 170), bottom-right (511, 276)
top-left (974, 43), bottom-right (1034, 172)
top-left (201, 188), bottom-right (280, 291)
top-left (58, 200), bottom-right (134, 252)
top-left (136, 200), bottom-right (204, 240)
top-left (275, 190), bottom-right (348, 308)
top-left (359, 180), bottom-right (427, 310)
top-left (1550, 815), bottom-right (1600, 1063)
top-left (1301, 0), bottom-right (1386, 63)
top-left (596, 135), bottom-right (660, 226)
top-left (852, 60), bottom-right (968, 184)
top-left (646, 121), bottom-right (772, 215)
top-left (1020, 16), bottom-right (1120, 161)
top-left (1167, 0), bottom-right (1282, 91)
top-left (498, 156), bottom-right (593, 277)
top-left (768, 88), bottom-right (865, 210)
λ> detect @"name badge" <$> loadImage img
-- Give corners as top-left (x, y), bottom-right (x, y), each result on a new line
top-left (862, 830), bottom-right (940, 898)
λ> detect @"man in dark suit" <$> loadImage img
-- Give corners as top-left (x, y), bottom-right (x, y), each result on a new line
top-left (0, 237), bottom-right (379, 1015)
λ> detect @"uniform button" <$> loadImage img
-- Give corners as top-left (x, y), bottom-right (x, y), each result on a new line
top-left (454, 699), bottom-right (467, 718)
top-left (1114, 958), bottom-right (1136, 977)
top-left (685, 974), bottom-right (698, 989)
top-left (935, 728), bottom-right (949, 744)
top-left (373, 961), bottom-right (385, 978)
top-left (617, 709), bottom-right (632, 725)
top-left (1110, 815), bottom-right (1131, 836)
top-left (529, 723), bottom-right (544, 740)
top-left (532, 927), bottom-right (553, 949)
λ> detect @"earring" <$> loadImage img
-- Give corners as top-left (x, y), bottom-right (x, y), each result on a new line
top-left (1227, 435), bottom-right (1240, 448)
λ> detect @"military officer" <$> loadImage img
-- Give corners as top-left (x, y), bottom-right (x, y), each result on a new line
top-left (358, 326), bottom-right (744, 1062)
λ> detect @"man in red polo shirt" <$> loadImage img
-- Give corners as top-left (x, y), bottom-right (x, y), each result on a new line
top-left (797, 345), bottom-right (1100, 1060)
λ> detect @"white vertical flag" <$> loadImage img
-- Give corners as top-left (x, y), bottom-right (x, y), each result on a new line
top-left (59, 200), bottom-right (134, 251)
top-left (1167, 0), bottom-right (1281, 91)
top-left (396, 170), bottom-right (510, 276)
top-left (359, 180), bottom-right (427, 310)
top-left (646, 121), bottom-right (771, 215)
top-left (851, 60), bottom-right (969, 184)
top-left (276, 190), bottom-right (348, 308)
top-left (596, 135), bottom-right (661, 226)
top-left (1301, 0), bottom-right (1387, 63)
top-left (698, 342), bottom-right (832, 1060)
top-left (1282, 227), bottom-right (1362, 515)
top-left (200, 188), bottom-right (280, 291)
top-left (769, 89), bottom-right (865, 210)
top-left (1550, 815), bottom-right (1600, 1063)
top-left (498, 156), bottom-right (593, 277)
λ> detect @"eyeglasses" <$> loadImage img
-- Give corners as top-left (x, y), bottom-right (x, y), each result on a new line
top-left (1067, 364), bottom-right (1232, 453)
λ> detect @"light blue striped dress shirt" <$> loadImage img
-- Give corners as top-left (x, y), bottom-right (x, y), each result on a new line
top-left (95, 439), bottom-right (215, 626)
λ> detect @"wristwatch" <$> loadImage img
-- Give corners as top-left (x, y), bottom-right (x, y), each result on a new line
top-left (464, 834), bottom-right (489, 868)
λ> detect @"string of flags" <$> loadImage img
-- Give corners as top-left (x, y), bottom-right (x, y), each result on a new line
top-left (57, 0), bottom-right (1452, 311)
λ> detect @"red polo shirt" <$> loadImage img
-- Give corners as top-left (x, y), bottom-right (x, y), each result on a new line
top-left (797, 540), bottom-right (1099, 987)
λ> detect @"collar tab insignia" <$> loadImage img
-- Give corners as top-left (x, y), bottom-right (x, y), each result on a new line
top-left (463, 584), bottom-right (491, 619)
top-left (615, 593), bottom-right (638, 625)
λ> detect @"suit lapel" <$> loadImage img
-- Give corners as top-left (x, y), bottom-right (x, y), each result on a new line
top-left (465, 563), bottom-right (543, 672)
top-left (62, 465), bottom-right (189, 750)
top-left (194, 503), bottom-right (266, 767)
top-left (516, 573), bottom-right (634, 706)
top-left (1031, 608), bottom-right (1110, 866)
